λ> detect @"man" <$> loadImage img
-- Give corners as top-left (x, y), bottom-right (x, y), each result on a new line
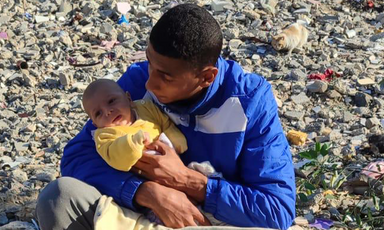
top-left (36, 4), bottom-right (295, 230)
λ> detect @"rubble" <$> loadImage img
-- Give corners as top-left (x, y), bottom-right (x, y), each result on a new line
top-left (0, 0), bottom-right (384, 229)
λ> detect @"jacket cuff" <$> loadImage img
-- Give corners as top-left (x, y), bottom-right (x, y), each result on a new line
top-left (203, 178), bottom-right (219, 214)
top-left (120, 176), bottom-right (146, 212)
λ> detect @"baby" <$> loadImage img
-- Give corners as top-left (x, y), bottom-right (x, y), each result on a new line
top-left (82, 78), bottom-right (188, 172)
top-left (82, 79), bottom-right (226, 226)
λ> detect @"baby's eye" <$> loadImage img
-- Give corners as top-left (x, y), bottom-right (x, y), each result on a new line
top-left (109, 98), bottom-right (115, 104)
top-left (95, 111), bottom-right (101, 117)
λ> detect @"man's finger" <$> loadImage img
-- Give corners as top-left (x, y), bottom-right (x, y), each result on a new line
top-left (192, 208), bottom-right (211, 226)
top-left (140, 152), bottom-right (161, 163)
top-left (133, 160), bottom-right (151, 169)
top-left (145, 140), bottom-right (169, 153)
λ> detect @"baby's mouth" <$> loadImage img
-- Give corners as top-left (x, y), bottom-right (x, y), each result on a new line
top-left (112, 115), bottom-right (122, 123)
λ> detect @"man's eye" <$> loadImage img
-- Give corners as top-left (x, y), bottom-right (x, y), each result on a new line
top-left (162, 75), bottom-right (172, 82)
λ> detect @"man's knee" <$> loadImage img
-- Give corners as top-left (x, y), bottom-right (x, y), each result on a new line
top-left (36, 177), bottom-right (101, 230)
top-left (37, 177), bottom-right (81, 211)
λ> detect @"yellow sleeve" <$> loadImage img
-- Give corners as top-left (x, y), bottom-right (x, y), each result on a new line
top-left (135, 100), bottom-right (188, 154)
top-left (94, 127), bottom-right (146, 171)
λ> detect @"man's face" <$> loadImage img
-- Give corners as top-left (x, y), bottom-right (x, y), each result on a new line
top-left (84, 87), bottom-right (134, 128)
top-left (145, 43), bottom-right (204, 104)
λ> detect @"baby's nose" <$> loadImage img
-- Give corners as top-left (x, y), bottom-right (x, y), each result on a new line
top-left (106, 108), bottom-right (113, 116)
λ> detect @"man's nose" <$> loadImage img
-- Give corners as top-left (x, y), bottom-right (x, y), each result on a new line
top-left (146, 76), bottom-right (160, 92)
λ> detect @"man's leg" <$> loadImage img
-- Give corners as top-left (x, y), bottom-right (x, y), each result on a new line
top-left (35, 177), bottom-right (101, 230)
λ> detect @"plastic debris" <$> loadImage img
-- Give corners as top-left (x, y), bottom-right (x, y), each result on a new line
top-left (24, 12), bottom-right (32, 20)
top-left (118, 15), bottom-right (129, 25)
top-left (98, 40), bottom-right (120, 50)
top-left (309, 218), bottom-right (333, 230)
top-left (117, 2), bottom-right (131, 14)
top-left (287, 130), bottom-right (308, 146)
top-left (0, 32), bottom-right (8, 39)
top-left (361, 161), bottom-right (384, 179)
top-left (308, 69), bottom-right (341, 82)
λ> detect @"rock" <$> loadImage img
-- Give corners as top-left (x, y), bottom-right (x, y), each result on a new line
top-left (59, 0), bottom-right (72, 15)
top-left (59, 72), bottom-right (73, 86)
top-left (343, 111), bottom-right (355, 123)
top-left (0, 212), bottom-right (8, 225)
top-left (294, 216), bottom-right (309, 226)
top-left (11, 168), bottom-right (28, 182)
top-left (14, 142), bottom-right (29, 152)
top-left (354, 92), bottom-right (372, 107)
top-left (357, 78), bottom-right (376, 86)
top-left (326, 90), bottom-right (342, 99)
top-left (100, 23), bottom-right (114, 34)
top-left (290, 69), bottom-right (307, 81)
top-left (307, 81), bottom-right (328, 93)
top-left (370, 32), bottom-right (384, 42)
top-left (291, 92), bottom-right (310, 104)
top-left (0, 221), bottom-right (35, 230)
top-left (35, 16), bottom-right (50, 23)
top-left (228, 39), bottom-right (242, 50)
top-left (211, 0), bottom-right (234, 12)
top-left (366, 117), bottom-right (380, 129)
top-left (285, 111), bottom-right (305, 121)
top-left (345, 29), bottom-right (356, 38)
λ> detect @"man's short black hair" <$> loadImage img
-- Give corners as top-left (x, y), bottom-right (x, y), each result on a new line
top-left (149, 4), bottom-right (223, 70)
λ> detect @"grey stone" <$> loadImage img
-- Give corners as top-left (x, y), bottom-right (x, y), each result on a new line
top-left (11, 168), bottom-right (28, 182)
top-left (59, 72), bottom-right (73, 86)
top-left (100, 23), bottom-right (114, 34)
top-left (291, 92), bottom-right (310, 104)
top-left (0, 221), bottom-right (35, 230)
top-left (290, 69), bottom-right (307, 81)
top-left (326, 90), bottom-right (342, 99)
top-left (0, 212), bottom-right (8, 225)
top-left (366, 117), bottom-right (380, 129)
top-left (307, 81), bottom-right (328, 93)
top-left (14, 142), bottom-right (29, 152)
top-left (285, 111), bottom-right (305, 121)
top-left (58, 0), bottom-right (72, 15)
top-left (355, 92), bottom-right (372, 107)
top-left (370, 32), bottom-right (384, 42)
top-left (343, 111), bottom-right (355, 123)
top-left (355, 107), bottom-right (370, 115)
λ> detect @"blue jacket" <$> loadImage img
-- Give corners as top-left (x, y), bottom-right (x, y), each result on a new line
top-left (61, 57), bottom-right (295, 229)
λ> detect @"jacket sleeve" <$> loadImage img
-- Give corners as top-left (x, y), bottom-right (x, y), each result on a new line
top-left (95, 128), bottom-right (146, 171)
top-left (202, 79), bottom-right (296, 230)
top-left (61, 62), bottom-right (149, 211)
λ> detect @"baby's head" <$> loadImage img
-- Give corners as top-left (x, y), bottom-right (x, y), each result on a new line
top-left (82, 79), bottom-right (135, 128)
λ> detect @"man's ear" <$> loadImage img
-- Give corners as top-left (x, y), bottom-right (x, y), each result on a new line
top-left (199, 67), bottom-right (218, 88)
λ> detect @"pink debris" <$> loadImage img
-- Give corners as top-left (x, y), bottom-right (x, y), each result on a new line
top-left (308, 69), bottom-right (341, 82)
top-left (361, 161), bottom-right (384, 179)
top-left (0, 32), bottom-right (8, 40)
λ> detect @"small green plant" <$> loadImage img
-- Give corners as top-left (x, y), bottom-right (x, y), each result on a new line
top-left (296, 142), bottom-right (384, 229)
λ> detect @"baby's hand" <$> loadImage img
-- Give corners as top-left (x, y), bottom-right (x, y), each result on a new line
top-left (143, 132), bottom-right (151, 145)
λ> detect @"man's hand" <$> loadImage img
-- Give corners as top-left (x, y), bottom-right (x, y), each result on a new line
top-left (135, 181), bottom-right (211, 228)
top-left (132, 140), bottom-right (208, 202)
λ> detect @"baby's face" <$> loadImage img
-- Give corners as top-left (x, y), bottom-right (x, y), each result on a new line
top-left (84, 87), bottom-right (134, 128)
